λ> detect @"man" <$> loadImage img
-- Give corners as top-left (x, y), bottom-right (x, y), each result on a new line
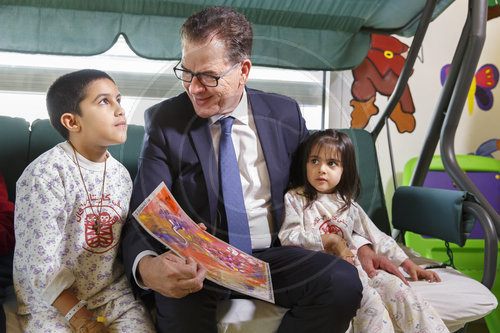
top-left (122, 6), bottom-right (362, 332)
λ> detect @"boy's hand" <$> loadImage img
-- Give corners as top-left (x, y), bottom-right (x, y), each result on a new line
top-left (403, 260), bottom-right (441, 282)
top-left (341, 255), bottom-right (356, 266)
top-left (72, 318), bottom-right (108, 333)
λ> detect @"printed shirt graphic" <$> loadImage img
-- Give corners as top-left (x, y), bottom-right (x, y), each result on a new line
top-left (77, 194), bottom-right (122, 253)
top-left (13, 142), bottom-right (133, 315)
top-left (279, 187), bottom-right (407, 265)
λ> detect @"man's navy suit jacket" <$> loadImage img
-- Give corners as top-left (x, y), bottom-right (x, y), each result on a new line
top-left (122, 87), bottom-right (308, 290)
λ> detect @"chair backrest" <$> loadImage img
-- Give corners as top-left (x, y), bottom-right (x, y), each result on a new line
top-left (29, 119), bottom-right (65, 163)
top-left (3, 119), bottom-right (387, 233)
top-left (0, 116), bottom-right (30, 202)
top-left (339, 128), bottom-right (391, 235)
top-left (108, 125), bottom-right (145, 180)
top-left (28, 119), bottom-right (145, 180)
top-left (0, 118), bottom-right (145, 202)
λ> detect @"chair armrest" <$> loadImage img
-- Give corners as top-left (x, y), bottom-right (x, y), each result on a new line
top-left (462, 201), bottom-right (497, 289)
top-left (392, 186), bottom-right (476, 247)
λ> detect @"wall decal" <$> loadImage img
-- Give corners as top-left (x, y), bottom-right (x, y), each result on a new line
top-left (475, 138), bottom-right (500, 158)
top-left (350, 34), bottom-right (416, 133)
top-left (440, 64), bottom-right (498, 114)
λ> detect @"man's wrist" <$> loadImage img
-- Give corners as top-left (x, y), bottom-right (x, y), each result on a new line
top-left (137, 255), bottom-right (153, 285)
top-left (133, 250), bottom-right (158, 290)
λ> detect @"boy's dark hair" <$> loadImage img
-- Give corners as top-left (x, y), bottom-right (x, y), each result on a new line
top-left (46, 69), bottom-right (114, 140)
top-left (181, 6), bottom-right (253, 64)
top-left (297, 129), bottom-right (361, 212)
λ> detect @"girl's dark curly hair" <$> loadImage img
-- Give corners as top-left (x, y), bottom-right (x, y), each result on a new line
top-left (294, 129), bottom-right (361, 212)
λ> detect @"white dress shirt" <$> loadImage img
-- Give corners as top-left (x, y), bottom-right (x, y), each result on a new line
top-left (209, 90), bottom-right (273, 250)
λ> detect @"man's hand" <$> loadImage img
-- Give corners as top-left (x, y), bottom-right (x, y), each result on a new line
top-left (138, 252), bottom-right (206, 298)
top-left (357, 244), bottom-right (408, 286)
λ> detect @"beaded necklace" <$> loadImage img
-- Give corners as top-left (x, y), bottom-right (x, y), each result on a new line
top-left (69, 141), bottom-right (107, 235)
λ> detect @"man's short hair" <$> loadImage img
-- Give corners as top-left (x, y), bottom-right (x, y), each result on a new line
top-left (46, 69), bottom-right (114, 140)
top-left (181, 6), bottom-right (253, 64)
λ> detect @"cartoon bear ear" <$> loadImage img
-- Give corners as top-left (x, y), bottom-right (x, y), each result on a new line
top-left (488, 4), bottom-right (500, 21)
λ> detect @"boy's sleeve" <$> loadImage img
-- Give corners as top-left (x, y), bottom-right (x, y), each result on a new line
top-left (14, 171), bottom-right (75, 306)
top-left (278, 191), bottom-right (323, 251)
top-left (0, 172), bottom-right (15, 255)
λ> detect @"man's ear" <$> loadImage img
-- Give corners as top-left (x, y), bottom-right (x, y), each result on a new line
top-left (60, 113), bottom-right (80, 133)
top-left (240, 59), bottom-right (252, 85)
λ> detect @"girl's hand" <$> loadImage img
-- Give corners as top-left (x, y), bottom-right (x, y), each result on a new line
top-left (402, 259), bottom-right (441, 282)
top-left (197, 223), bottom-right (207, 230)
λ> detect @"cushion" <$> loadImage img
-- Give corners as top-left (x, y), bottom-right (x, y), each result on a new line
top-left (107, 124), bottom-right (145, 180)
top-left (28, 119), bottom-right (65, 163)
top-left (2, 285), bottom-right (22, 333)
top-left (340, 129), bottom-right (391, 235)
top-left (216, 247), bottom-right (497, 333)
top-left (0, 116), bottom-right (30, 202)
top-left (410, 267), bottom-right (497, 332)
top-left (28, 119), bottom-right (144, 180)
top-left (217, 299), bottom-right (287, 333)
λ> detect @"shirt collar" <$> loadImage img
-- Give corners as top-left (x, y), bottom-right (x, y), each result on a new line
top-left (209, 89), bottom-right (249, 126)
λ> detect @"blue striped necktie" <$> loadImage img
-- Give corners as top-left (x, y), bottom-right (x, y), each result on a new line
top-left (218, 116), bottom-right (252, 254)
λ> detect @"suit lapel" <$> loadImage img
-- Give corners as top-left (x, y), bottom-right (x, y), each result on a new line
top-left (189, 117), bottom-right (219, 227)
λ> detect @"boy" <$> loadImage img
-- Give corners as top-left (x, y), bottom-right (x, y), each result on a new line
top-left (13, 70), bottom-right (155, 332)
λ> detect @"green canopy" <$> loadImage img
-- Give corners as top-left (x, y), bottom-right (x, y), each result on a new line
top-left (0, 0), bottom-right (454, 70)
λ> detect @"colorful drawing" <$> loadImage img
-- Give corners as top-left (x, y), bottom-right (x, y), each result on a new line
top-left (350, 34), bottom-right (416, 133)
top-left (440, 64), bottom-right (499, 114)
top-left (132, 182), bottom-right (274, 303)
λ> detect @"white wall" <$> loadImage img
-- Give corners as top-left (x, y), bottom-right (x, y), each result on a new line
top-left (328, 0), bottom-right (500, 220)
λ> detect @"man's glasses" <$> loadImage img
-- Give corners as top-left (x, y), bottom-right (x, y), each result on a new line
top-left (173, 61), bottom-right (241, 88)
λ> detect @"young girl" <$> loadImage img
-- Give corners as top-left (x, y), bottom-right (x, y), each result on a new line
top-left (13, 70), bottom-right (155, 332)
top-left (279, 129), bottom-right (449, 333)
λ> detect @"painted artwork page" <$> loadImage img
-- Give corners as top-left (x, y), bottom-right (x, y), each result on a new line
top-left (132, 182), bottom-right (274, 303)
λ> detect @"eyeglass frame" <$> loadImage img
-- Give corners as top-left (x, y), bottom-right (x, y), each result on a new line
top-left (173, 61), bottom-right (241, 88)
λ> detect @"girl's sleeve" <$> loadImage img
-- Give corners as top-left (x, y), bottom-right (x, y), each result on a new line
top-left (351, 204), bottom-right (408, 266)
top-left (14, 170), bottom-right (75, 306)
top-left (278, 191), bottom-right (323, 251)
